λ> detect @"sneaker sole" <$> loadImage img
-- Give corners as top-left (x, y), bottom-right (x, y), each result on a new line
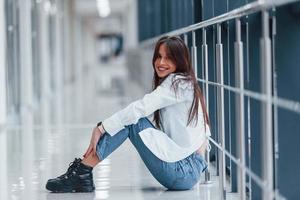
top-left (46, 183), bottom-right (95, 193)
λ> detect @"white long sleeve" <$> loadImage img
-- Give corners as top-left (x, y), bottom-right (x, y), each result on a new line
top-left (101, 73), bottom-right (210, 162)
top-left (102, 74), bottom-right (186, 136)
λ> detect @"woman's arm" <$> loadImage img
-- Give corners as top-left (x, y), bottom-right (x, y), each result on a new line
top-left (102, 81), bottom-right (186, 136)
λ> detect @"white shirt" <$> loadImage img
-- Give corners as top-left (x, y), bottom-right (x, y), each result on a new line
top-left (102, 73), bottom-right (211, 162)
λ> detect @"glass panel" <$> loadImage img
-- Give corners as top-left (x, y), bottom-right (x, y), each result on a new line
top-left (5, 0), bottom-right (21, 122)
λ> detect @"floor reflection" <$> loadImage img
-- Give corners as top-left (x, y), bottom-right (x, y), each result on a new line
top-left (0, 64), bottom-right (238, 200)
top-left (1, 118), bottom-right (237, 200)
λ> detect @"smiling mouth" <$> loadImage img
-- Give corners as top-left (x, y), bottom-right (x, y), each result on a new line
top-left (157, 67), bottom-right (169, 72)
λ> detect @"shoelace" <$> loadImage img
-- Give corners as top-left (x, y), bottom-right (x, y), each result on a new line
top-left (58, 158), bottom-right (81, 179)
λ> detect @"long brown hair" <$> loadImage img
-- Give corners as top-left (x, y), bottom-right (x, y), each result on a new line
top-left (152, 36), bottom-right (209, 129)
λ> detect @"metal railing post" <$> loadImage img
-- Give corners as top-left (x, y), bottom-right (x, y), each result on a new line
top-left (137, 2), bottom-right (299, 199)
top-left (202, 28), bottom-right (211, 184)
top-left (192, 31), bottom-right (198, 77)
top-left (216, 23), bottom-right (226, 200)
top-left (271, 8), bottom-right (280, 199)
top-left (184, 33), bottom-right (188, 46)
top-left (260, 10), bottom-right (274, 200)
top-left (245, 14), bottom-right (253, 200)
top-left (234, 18), bottom-right (246, 200)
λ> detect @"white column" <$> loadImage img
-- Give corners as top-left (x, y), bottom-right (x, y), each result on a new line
top-left (82, 23), bottom-right (98, 120)
top-left (19, 0), bottom-right (34, 126)
top-left (39, 1), bottom-right (51, 127)
top-left (82, 22), bottom-right (97, 72)
top-left (53, 0), bottom-right (64, 127)
top-left (63, 0), bottom-right (75, 124)
top-left (0, 0), bottom-right (6, 128)
top-left (19, 1), bottom-right (35, 199)
top-left (74, 16), bottom-right (83, 123)
top-left (0, 0), bottom-right (8, 199)
top-left (63, 0), bottom-right (71, 84)
top-left (124, 0), bottom-right (138, 49)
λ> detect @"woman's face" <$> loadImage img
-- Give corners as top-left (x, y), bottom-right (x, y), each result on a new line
top-left (154, 44), bottom-right (176, 78)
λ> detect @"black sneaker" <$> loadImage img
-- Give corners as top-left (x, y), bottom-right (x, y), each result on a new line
top-left (46, 158), bottom-right (95, 193)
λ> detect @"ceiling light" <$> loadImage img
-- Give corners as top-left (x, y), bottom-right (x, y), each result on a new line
top-left (97, 0), bottom-right (111, 18)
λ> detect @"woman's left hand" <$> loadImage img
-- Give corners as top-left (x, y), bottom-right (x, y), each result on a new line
top-left (83, 127), bottom-right (103, 158)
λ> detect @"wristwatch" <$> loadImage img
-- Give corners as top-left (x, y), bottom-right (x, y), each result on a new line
top-left (97, 121), bottom-right (102, 127)
top-left (96, 121), bottom-right (105, 135)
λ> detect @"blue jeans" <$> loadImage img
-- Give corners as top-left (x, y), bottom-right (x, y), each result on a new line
top-left (96, 117), bottom-right (207, 190)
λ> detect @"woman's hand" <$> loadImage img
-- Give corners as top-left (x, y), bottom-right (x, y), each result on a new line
top-left (83, 126), bottom-right (103, 158)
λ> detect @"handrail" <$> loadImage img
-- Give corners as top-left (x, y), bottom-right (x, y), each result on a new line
top-left (137, 0), bottom-right (300, 199)
top-left (139, 0), bottom-right (300, 48)
top-left (208, 137), bottom-right (287, 200)
top-left (197, 78), bottom-right (300, 114)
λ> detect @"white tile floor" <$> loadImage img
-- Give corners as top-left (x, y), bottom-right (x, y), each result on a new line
top-left (1, 128), bottom-right (238, 200)
top-left (0, 61), bottom-right (239, 200)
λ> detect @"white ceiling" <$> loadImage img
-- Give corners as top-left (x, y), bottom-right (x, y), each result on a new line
top-left (74, 0), bottom-right (132, 18)
top-left (74, 0), bottom-right (135, 35)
